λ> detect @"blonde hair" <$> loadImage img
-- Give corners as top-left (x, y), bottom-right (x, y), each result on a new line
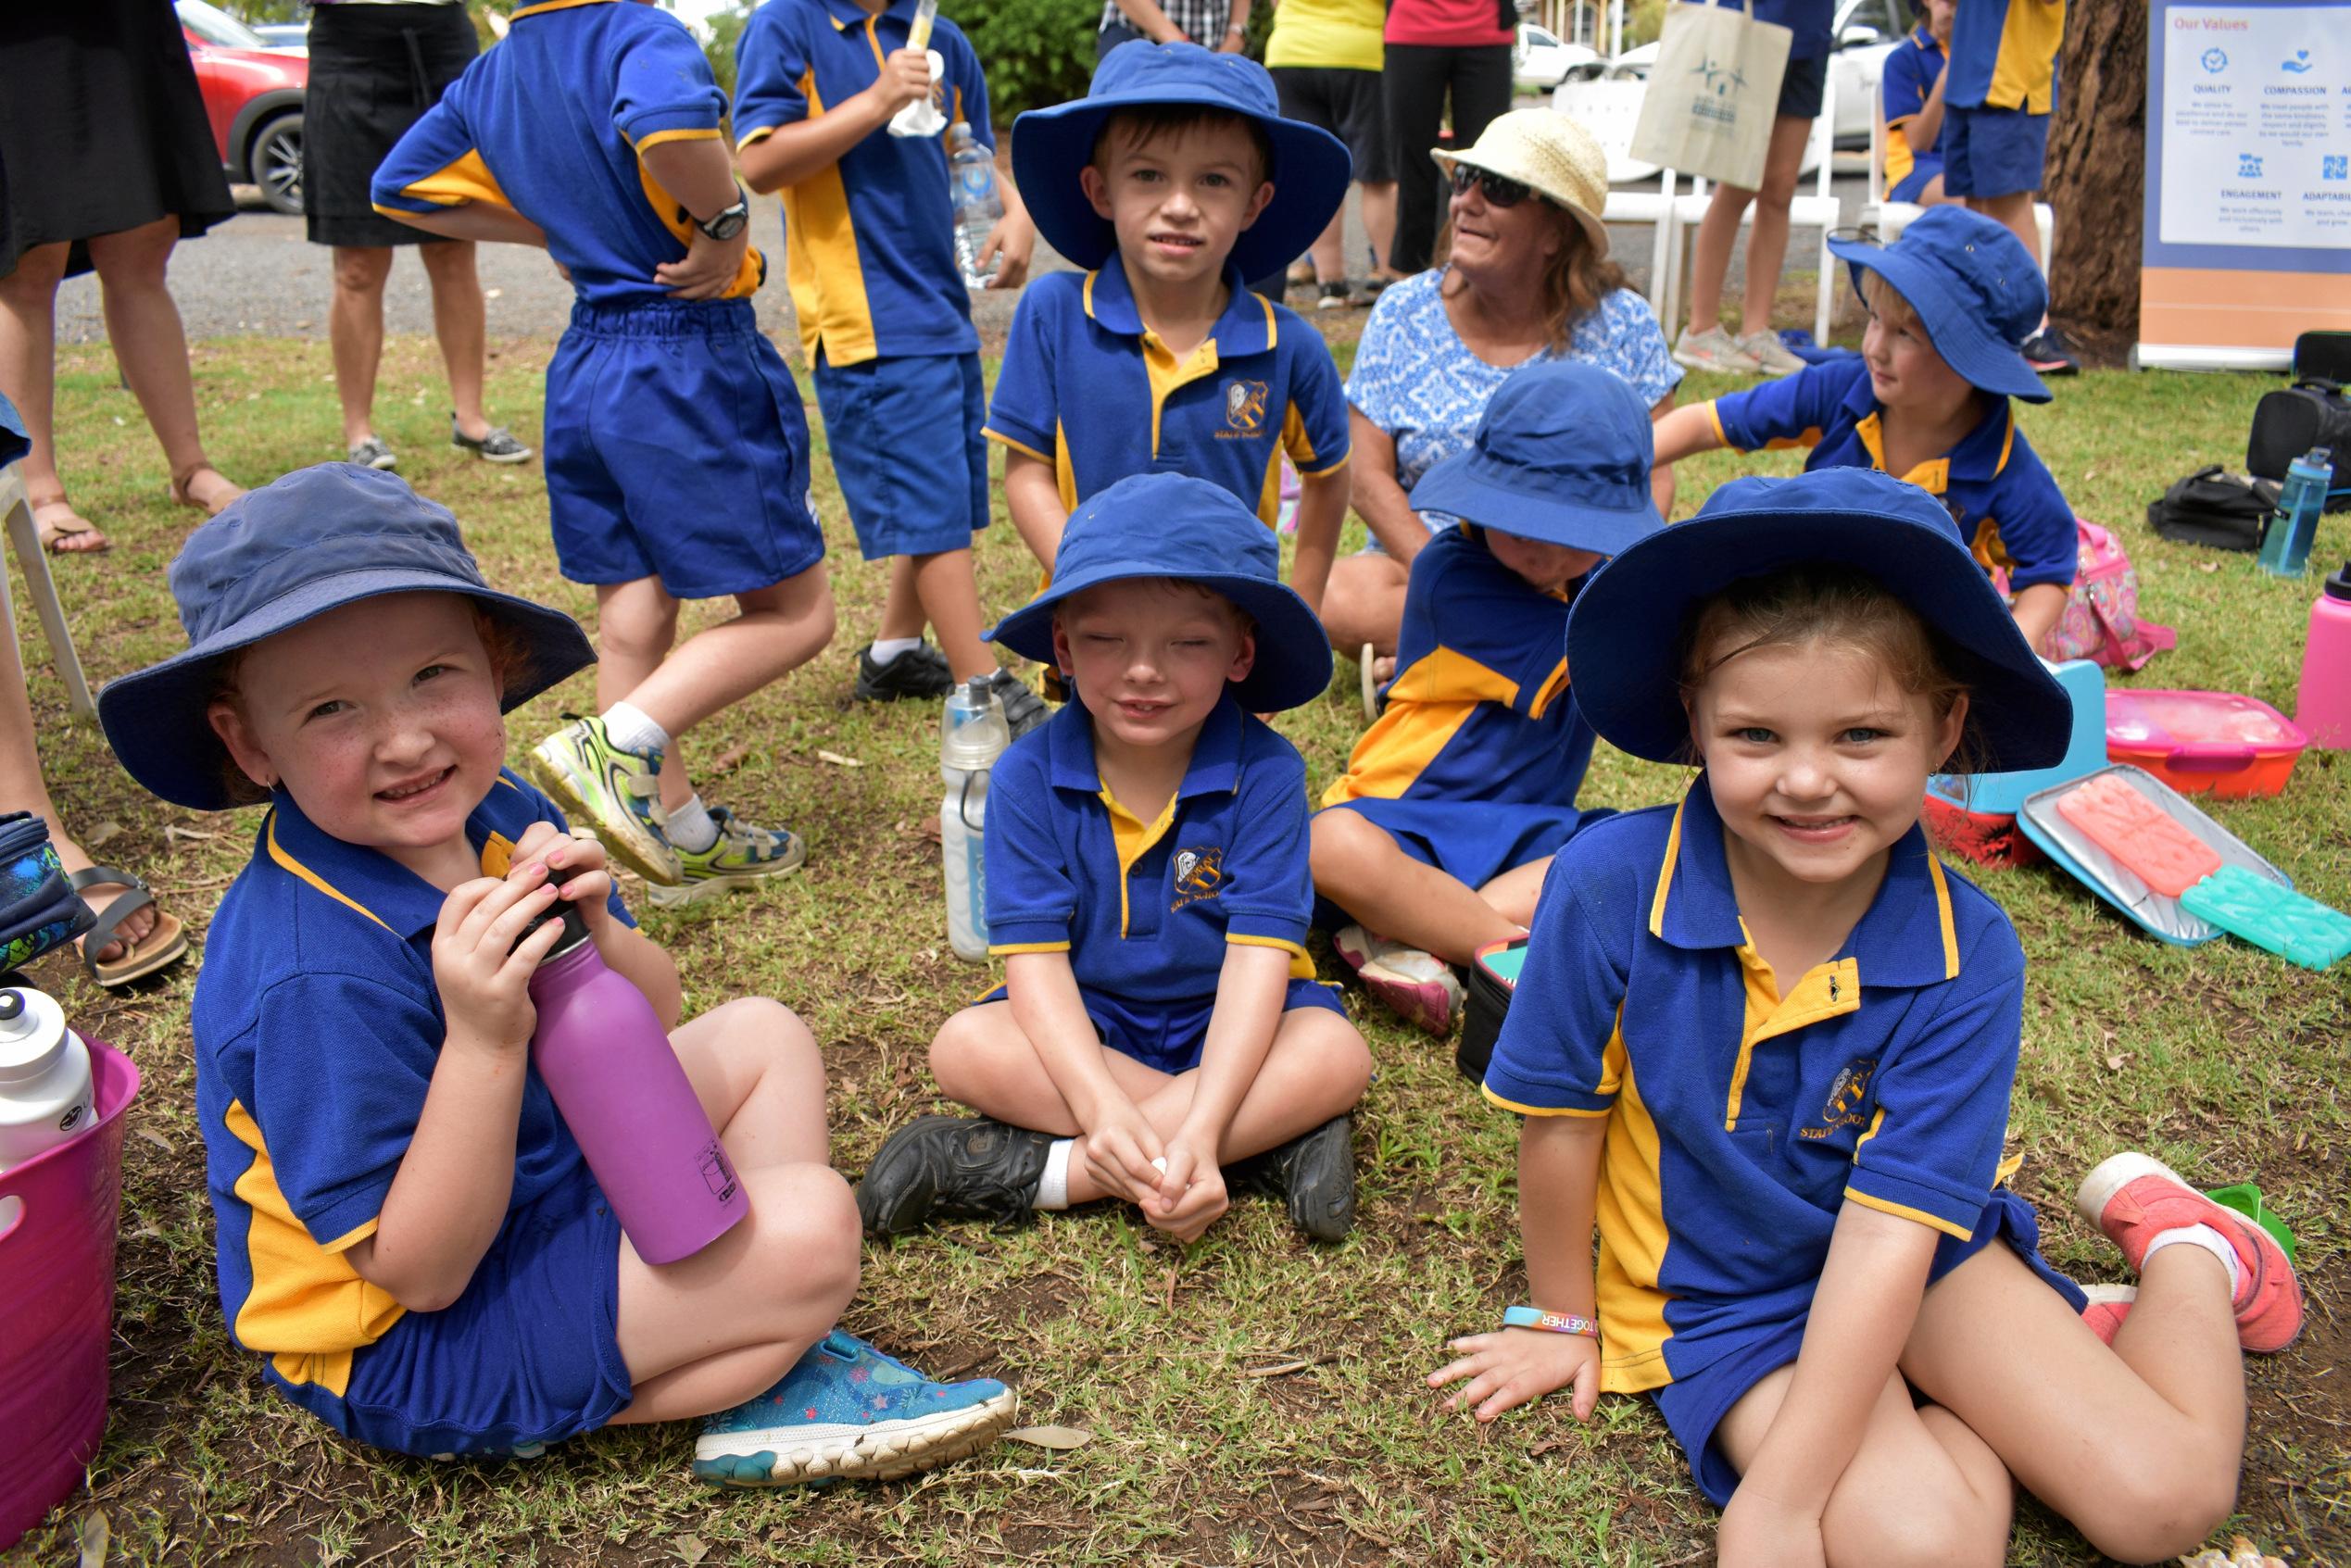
top-left (1676, 564), bottom-right (1982, 775)
top-left (1860, 270), bottom-right (1924, 335)
top-left (1437, 202), bottom-right (1628, 350)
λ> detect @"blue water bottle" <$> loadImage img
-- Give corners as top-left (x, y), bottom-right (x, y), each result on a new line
top-left (2258, 446), bottom-right (2331, 577)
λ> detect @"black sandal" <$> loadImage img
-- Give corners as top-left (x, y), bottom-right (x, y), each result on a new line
top-left (67, 865), bottom-right (190, 988)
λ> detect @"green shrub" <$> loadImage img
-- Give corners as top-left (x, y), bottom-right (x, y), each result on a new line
top-left (956, 0), bottom-right (1100, 121)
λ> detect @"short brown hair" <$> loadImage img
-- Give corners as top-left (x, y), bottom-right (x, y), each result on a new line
top-left (1092, 106), bottom-right (1274, 184)
top-left (1436, 202), bottom-right (1628, 351)
top-left (1675, 563), bottom-right (1983, 776)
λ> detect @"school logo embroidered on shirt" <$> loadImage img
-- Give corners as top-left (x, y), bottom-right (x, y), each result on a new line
top-left (1796, 1057), bottom-right (1878, 1140)
top-left (1221, 380), bottom-right (1269, 436)
top-left (1171, 846), bottom-right (1227, 909)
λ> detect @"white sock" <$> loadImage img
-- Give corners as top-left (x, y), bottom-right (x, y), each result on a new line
top-left (2144, 1223), bottom-right (2242, 1298)
top-left (599, 700), bottom-right (669, 759)
top-left (868, 636), bottom-right (924, 665)
top-left (664, 794), bottom-right (720, 854)
top-left (1031, 1138), bottom-right (1075, 1210)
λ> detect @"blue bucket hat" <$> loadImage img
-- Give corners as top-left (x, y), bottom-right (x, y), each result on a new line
top-left (1011, 41), bottom-right (1352, 282)
top-left (1565, 468), bottom-right (2072, 771)
top-left (1407, 361), bottom-right (1664, 555)
top-left (987, 471), bottom-right (1332, 712)
top-left (97, 464), bottom-right (596, 811)
top-left (1828, 207), bottom-right (2051, 403)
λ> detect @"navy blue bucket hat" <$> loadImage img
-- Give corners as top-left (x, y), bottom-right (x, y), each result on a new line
top-left (1828, 207), bottom-right (2051, 403)
top-left (1565, 468), bottom-right (2072, 771)
top-left (1408, 360), bottom-right (1664, 555)
top-left (1011, 41), bottom-right (1352, 282)
top-left (987, 471), bottom-right (1333, 712)
top-left (98, 464), bottom-right (596, 811)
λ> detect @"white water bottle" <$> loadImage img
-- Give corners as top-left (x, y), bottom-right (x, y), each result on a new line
top-left (941, 675), bottom-right (1012, 963)
top-left (0, 985), bottom-right (94, 1173)
top-left (949, 122), bottom-right (1004, 290)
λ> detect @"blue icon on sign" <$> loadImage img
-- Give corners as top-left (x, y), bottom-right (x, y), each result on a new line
top-left (2238, 153), bottom-right (2265, 177)
top-left (2281, 49), bottom-right (2313, 74)
top-left (2202, 46), bottom-right (2228, 72)
top-left (2326, 155), bottom-right (2348, 182)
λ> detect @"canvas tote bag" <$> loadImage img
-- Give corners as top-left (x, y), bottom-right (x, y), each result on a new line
top-left (1628, 0), bottom-right (1792, 190)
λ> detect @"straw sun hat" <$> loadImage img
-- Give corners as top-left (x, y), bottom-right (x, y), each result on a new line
top-left (1430, 108), bottom-right (1610, 257)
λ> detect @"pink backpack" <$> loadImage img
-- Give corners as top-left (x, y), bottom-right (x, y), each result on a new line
top-left (2003, 519), bottom-right (2176, 672)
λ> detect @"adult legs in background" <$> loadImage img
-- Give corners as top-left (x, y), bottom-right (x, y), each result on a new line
top-left (1384, 44), bottom-right (1453, 276)
top-left (0, 241), bottom-right (106, 550)
top-left (1680, 114), bottom-right (1812, 354)
top-left (330, 245), bottom-right (397, 453)
top-left (417, 239), bottom-right (496, 443)
top-left (84, 215), bottom-right (242, 514)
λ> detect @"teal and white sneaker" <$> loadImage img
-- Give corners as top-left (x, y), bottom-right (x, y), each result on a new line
top-left (693, 1330), bottom-right (1017, 1487)
top-left (646, 808), bottom-right (807, 909)
top-left (524, 715), bottom-right (681, 885)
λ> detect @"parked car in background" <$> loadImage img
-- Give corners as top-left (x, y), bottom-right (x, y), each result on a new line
top-left (249, 20), bottom-right (310, 51)
top-left (1515, 24), bottom-right (1602, 93)
top-left (1567, 0), bottom-right (1909, 148)
top-left (178, 0), bottom-right (307, 216)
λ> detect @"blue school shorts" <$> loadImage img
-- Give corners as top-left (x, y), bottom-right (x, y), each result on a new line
top-left (811, 350), bottom-right (990, 561)
top-left (1889, 157), bottom-right (1944, 204)
top-left (1942, 105), bottom-right (2049, 200)
top-left (979, 977), bottom-right (1346, 1075)
top-left (269, 1169), bottom-right (632, 1458)
top-left (1650, 1186), bottom-right (2089, 1508)
top-left (544, 298), bottom-right (824, 600)
top-left (1317, 797), bottom-right (1603, 918)
top-left (1776, 52), bottom-right (1827, 121)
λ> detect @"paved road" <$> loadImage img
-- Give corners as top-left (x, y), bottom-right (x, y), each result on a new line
top-left (57, 167), bottom-right (1870, 348)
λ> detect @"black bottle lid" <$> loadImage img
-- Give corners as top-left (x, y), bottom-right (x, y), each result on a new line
top-left (2327, 560), bottom-right (2351, 603)
top-left (514, 893), bottom-right (593, 961)
top-left (0, 992), bottom-right (21, 1025)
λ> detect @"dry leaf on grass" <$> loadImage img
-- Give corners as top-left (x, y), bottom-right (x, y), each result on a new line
top-left (78, 1511), bottom-right (108, 1568)
top-left (817, 750), bottom-right (863, 768)
top-left (84, 821), bottom-right (124, 851)
top-left (705, 741), bottom-right (754, 776)
top-left (1002, 1424), bottom-right (1093, 1450)
top-left (673, 1535), bottom-right (710, 1565)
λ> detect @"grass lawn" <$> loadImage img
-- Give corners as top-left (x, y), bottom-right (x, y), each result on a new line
top-left (6, 328), bottom-right (2347, 1566)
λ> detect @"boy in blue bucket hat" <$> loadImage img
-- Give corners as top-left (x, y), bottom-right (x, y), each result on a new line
top-left (95, 465), bottom-right (1018, 1486)
top-left (858, 472), bottom-right (1372, 1245)
top-left (983, 43), bottom-right (1358, 621)
top-left (1653, 206), bottom-right (2079, 656)
top-left (1313, 360), bottom-right (1665, 1036)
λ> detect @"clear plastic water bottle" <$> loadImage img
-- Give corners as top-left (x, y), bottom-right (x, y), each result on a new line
top-left (949, 122), bottom-right (1003, 291)
top-left (2258, 446), bottom-right (2332, 577)
top-left (941, 675), bottom-right (1012, 963)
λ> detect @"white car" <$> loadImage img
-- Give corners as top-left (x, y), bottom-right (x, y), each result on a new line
top-left (1515, 24), bottom-right (1603, 93)
top-left (1567, 0), bottom-right (1910, 148)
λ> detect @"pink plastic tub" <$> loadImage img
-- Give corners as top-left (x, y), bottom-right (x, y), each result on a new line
top-left (0, 1036), bottom-right (139, 1551)
top-left (2105, 690), bottom-right (2309, 799)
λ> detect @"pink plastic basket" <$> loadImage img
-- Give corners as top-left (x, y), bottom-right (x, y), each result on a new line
top-left (0, 1037), bottom-right (139, 1551)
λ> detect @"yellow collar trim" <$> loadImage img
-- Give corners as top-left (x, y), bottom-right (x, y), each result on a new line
top-left (265, 812), bottom-right (390, 932)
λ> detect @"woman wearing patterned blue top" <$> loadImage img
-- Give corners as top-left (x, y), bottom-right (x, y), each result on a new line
top-left (1320, 111), bottom-right (1681, 670)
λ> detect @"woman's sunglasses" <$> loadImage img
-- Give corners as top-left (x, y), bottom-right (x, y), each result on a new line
top-left (1450, 166), bottom-right (1551, 208)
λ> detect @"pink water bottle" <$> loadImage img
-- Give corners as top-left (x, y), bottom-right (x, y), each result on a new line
top-left (525, 903), bottom-right (747, 1264)
top-left (2294, 560), bottom-right (2351, 750)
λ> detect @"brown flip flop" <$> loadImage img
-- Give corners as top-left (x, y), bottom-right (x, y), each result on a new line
top-left (30, 499), bottom-right (110, 555)
top-left (67, 865), bottom-right (190, 987)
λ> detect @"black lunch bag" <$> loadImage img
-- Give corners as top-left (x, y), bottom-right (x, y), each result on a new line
top-left (2147, 467), bottom-right (2278, 553)
top-left (2248, 332), bottom-right (2351, 513)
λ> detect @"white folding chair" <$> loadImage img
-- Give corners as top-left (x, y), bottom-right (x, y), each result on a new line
top-left (1660, 67), bottom-right (1842, 344)
top-left (1859, 101), bottom-right (2056, 269)
top-left (1552, 82), bottom-right (1675, 325)
top-left (0, 461), bottom-right (97, 720)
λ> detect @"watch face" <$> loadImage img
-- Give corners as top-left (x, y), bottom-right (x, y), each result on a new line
top-left (704, 206), bottom-right (748, 241)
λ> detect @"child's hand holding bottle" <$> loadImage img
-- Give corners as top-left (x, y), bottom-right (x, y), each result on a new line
top-left (430, 867), bottom-right (565, 1053)
top-left (507, 823), bottom-right (614, 934)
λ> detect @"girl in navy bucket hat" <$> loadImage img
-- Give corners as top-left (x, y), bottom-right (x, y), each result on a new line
top-left (1651, 207), bottom-right (2081, 656)
top-left (97, 464), bottom-right (1020, 1487)
top-left (1433, 468), bottom-right (2301, 1562)
top-left (1313, 360), bottom-right (1664, 1036)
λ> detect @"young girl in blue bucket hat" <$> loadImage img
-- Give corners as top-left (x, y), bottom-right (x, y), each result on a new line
top-left (1430, 468), bottom-right (2301, 1563)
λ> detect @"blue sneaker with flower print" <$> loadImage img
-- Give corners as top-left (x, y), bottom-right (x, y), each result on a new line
top-left (692, 1331), bottom-right (1017, 1486)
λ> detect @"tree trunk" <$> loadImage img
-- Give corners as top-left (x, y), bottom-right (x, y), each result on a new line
top-left (2043, 4), bottom-right (2150, 333)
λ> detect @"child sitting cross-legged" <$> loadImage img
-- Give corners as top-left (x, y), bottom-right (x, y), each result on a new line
top-left (858, 472), bottom-right (1373, 1245)
top-left (1651, 207), bottom-right (2078, 655)
top-left (1312, 361), bottom-right (1665, 1036)
top-left (97, 466), bottom-right (1016, 1487)
top-left (1430, 469), bottom-right (2301, 1564)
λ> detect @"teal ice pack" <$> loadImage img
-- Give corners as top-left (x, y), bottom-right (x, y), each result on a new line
top-left (2177, 866), bottom-right (2351, 971)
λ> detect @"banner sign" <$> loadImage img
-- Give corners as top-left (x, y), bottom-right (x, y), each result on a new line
top-left (2139, 0), bottom-right (2351, 370)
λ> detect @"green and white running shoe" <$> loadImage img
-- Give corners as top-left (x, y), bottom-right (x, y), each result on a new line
top-left (647, 808), bottom-right (807, 909)
top-left (525, 715), bottom-right (681, 885)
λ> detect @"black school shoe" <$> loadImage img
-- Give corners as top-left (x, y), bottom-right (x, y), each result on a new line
top-left (986, 669), bottom-right (1050, 739)
top-left (1228, 1114), bottom-right (1356, 1244)
top-left (2021, 327), bottom-right (2081, 377)
top-left (855, 641), bottom-right (955, 702)
top-left (857, 1115), bottom-right (1055, 1236)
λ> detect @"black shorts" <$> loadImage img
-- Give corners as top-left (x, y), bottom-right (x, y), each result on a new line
top-left (305, 2), bottom-right (479, 248)
top-left (1777, 52), bottom-right (1828, 120)
top-left (1271, 65), bottom-right (1390, 183)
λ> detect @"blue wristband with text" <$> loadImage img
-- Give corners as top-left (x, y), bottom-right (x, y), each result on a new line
top-left (1503, 1305), bottom-right (1600, 1339)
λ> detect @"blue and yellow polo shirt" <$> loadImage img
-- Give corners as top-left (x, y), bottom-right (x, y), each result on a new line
top-left (1322, 523), bottom-right (1593, 809)
top-left (1707, 356), bottom-right (2076, 593)
top-left (1945, 0), bottom-right (2064, 114)
top-left (984, 695), bottom-right (1317, 999)
top-left (1484, 782), bottom-right (2026, 1395)
top-left (371, 0), bottom-right (763, 308)
top-left (984, 263), bottom-right (1350, 528)
top-left (734, 0), bottom-right (991, 366)
top-left (191, 771), bottom-right (631, 1405)
top-left (1880, 24), bottom-right (1945, 190)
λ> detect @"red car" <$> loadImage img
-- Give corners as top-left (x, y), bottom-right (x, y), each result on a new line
top-left (179, 0), bottom-right (307, 216)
